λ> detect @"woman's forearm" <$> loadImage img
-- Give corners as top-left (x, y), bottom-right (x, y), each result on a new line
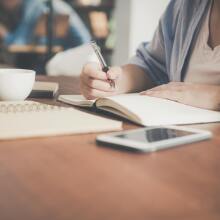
top-left (216, 86), bottom-right (220, 111)
top-left (119, 64), bottom-right (155, 93)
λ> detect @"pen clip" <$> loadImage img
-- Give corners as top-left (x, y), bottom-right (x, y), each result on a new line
top-left (90, 41), bottom-right (108, 69)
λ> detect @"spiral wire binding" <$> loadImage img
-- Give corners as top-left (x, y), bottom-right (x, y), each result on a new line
top-left (0, 102), bottom-right (64, 114)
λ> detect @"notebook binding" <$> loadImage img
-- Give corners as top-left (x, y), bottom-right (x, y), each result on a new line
top-left (0, 103), bottom-right (63, 113)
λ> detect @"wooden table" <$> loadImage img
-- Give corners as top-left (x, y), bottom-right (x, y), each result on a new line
top-left (0, 76), bottom-right (219, 220)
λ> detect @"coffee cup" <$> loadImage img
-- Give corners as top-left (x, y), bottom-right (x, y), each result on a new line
top-left (0, 69), bottom-right (36, 101)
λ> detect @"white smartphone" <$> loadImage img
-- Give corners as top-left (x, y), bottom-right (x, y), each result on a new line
top-left (96, 126), bottom-right (212, 152)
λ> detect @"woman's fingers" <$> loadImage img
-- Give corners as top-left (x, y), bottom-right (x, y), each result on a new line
top-left (140, 82), bottom-right (187, 95)
top-left (83, 77), bottom-right (115, 92)
top-left (83, 62), bottom-right (107, 80)
top-left (83, 85), bottom-right (115, 100)
top-left (83, 63), bottom-right (122, 81)
top-left (146, 90), bottom-right (182, 102)
top-left (140, 82), bottom-right (186, 102)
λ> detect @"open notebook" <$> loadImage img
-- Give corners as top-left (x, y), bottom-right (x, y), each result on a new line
top-left (0, 101), bottom-right (122, 140)
top-left (58, 94), bottom-right (220, 126)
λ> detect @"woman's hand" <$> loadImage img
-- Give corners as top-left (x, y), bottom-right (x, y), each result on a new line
top-left (141, 82), bottom-right (220, 111)
top-left (80, 62), bottom-right (123, 99)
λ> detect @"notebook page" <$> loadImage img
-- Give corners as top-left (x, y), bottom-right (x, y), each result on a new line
top-left (0, 101), bottom-right (122, 140)
top-left (106, 94), bottom-right (220, 126)
top-left (58, 95), bottom-right (95, 107)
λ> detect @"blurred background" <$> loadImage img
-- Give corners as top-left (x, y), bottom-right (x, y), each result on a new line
top-left (0, 0), bottom-right (169, 75)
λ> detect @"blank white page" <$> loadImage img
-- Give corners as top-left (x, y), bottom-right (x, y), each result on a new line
top-left (107, 94), bottom-right (220, 126)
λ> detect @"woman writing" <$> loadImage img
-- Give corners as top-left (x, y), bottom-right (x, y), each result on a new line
top-left (80, 0), bottom-right (220, 111)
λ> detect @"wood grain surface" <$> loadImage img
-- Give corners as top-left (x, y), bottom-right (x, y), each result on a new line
top-left (0, 76), bottom-right (219, 220)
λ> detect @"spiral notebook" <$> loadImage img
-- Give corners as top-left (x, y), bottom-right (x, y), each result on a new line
top-left (0, 101), bottom-right (122, 140)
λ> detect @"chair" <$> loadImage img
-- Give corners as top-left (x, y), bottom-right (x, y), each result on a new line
top-left (6, 12), bottom-right (69, 72)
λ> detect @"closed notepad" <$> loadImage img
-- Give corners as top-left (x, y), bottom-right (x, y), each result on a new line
top-left (29, 81), bottom-right (59, 98)
top-left (0, 101), bottom-right (122, 140)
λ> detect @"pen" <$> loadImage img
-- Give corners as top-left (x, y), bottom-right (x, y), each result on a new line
top-left (90, 41), bottom-right (115, 88)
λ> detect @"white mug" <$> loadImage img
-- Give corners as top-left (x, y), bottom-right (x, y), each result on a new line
top-left (0, 69), bottom-right (36, 101)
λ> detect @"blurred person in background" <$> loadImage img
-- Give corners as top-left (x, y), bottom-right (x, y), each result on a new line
top-left (0, 0), bottom-right (91, 49)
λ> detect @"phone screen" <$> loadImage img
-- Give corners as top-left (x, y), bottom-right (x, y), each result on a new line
top-left (115, 128), bottom-right (194, 143)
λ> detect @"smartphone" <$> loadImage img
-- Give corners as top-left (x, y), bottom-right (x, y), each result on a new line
top-left (96, 126), bottom-right (212, 152)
